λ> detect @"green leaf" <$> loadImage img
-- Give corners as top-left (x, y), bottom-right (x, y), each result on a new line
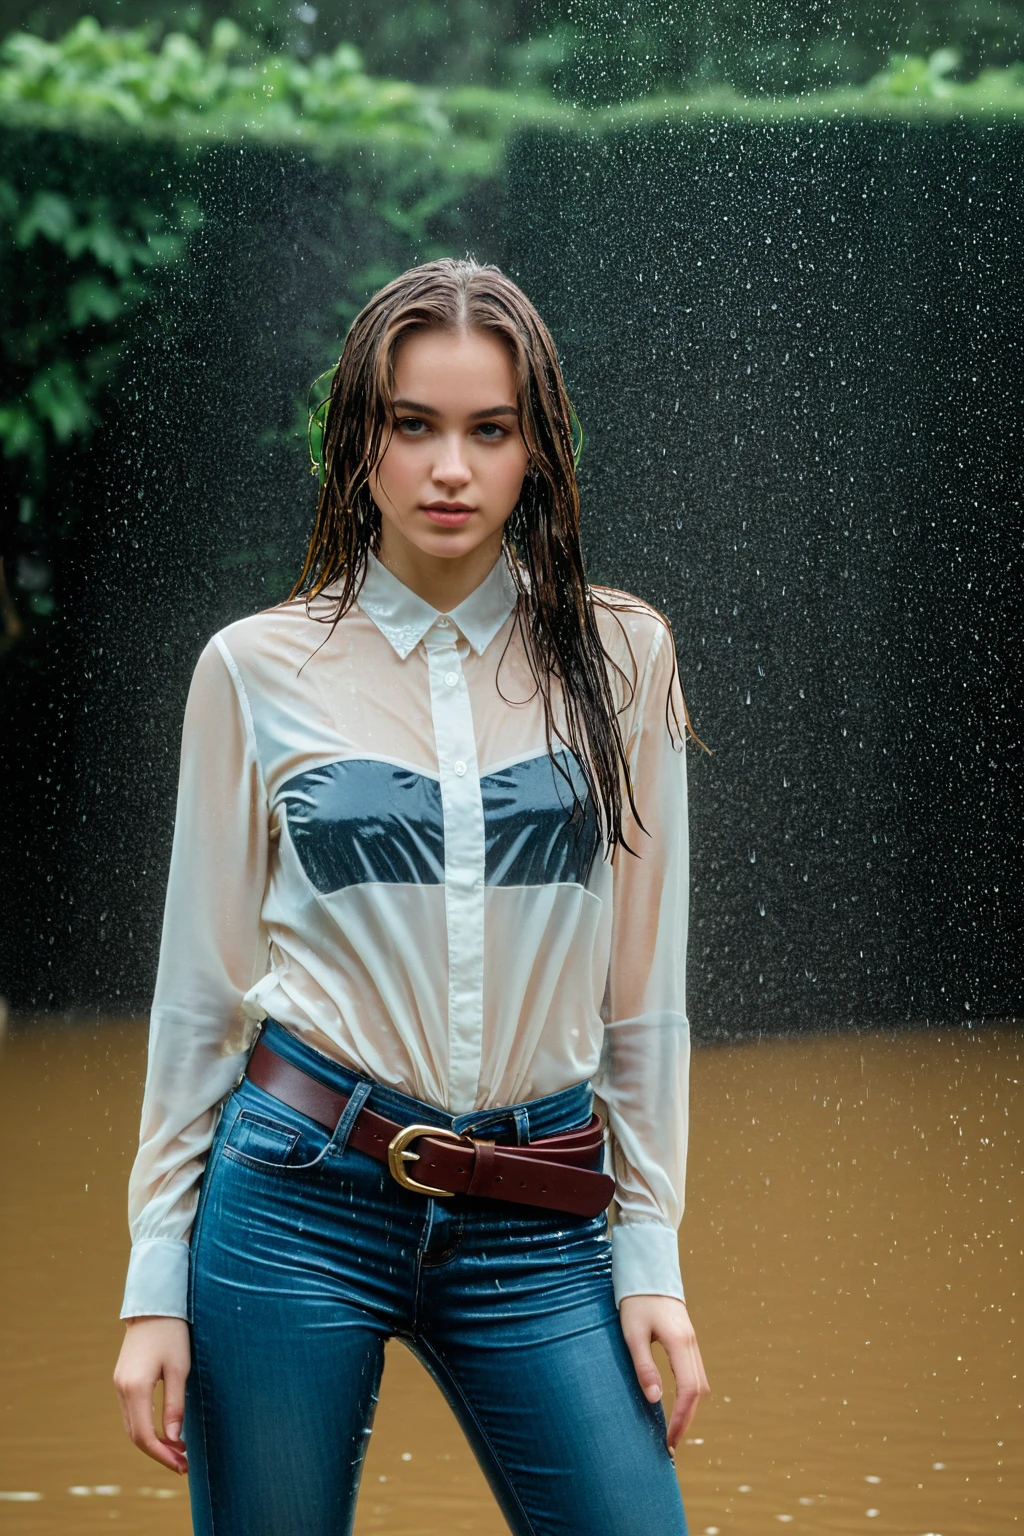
top-left (28, 362), bottom-right (97, 442)
top-left (14, 191), bottom-right (75, 248)
top-left (0, 400), bottom-right (45, 464)
top-left (66, 275), bottom-right (125, 327)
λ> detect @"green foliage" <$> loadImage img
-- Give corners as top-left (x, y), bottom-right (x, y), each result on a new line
top-left (0, 16), bottom-right (447, 141)
top-left (0, 0), bottom-right (527, 87)
top-left (0, 171), bottom-right (198, 479)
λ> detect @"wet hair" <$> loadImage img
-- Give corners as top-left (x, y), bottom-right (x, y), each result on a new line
top-left (291, 256), bottom-right (703, 854)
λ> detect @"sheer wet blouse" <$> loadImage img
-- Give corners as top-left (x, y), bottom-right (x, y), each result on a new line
top-left (122, 550), bottom-right (691, 1320)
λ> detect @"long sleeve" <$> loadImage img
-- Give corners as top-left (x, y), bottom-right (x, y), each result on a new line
top-left (121, 636), bottom-right (270, 1319)
top-left (593, 619), bottom-right (691, 1305)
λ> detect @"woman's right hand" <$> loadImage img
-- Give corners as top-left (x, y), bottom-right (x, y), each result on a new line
top-left (113, 1317), bottom-right (191, 1474)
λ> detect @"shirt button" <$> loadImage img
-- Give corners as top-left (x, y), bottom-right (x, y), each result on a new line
top-left (453, 760), bottom-right (467, 776)
top-left (437, 617), bottom-right (450, 628)
top-left (444, 671), bottom-right (458, 687)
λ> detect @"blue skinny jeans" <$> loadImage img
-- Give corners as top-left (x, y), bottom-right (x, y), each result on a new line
top-left (184, 1020), bottom-right (688, 1536)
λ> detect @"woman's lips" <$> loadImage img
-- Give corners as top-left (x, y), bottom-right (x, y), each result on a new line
top-left (422, 506), bottom-right (475, 525)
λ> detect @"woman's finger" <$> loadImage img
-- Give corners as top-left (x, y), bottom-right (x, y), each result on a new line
top-left (115, 1374), bottom-right (188, 1474)
top-left (620, 1318), bottom-right (665, 1404)
top-left (162, 1361), bottom-right (188, 1450)
top-left (663, 1329), bottom-right (710, 1449)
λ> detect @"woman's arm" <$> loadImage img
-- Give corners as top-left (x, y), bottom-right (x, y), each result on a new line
top-left (123, 635), bottom-right (270, 1319)
top-left (593, 615), bottom-right (709, 1445)
top-left (115, 635), bottom-right (270, 1464)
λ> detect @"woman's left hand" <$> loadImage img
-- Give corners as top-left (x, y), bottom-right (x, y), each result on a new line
top-left (618, 1294), bottom-right (710, 1450)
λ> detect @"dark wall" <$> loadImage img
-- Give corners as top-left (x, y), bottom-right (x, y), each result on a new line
top-left (505, 117), bottom-right (1021, 1039)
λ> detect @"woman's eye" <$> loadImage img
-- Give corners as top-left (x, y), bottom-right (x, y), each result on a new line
top-left (397, 416), bottom-right (428, 435)
top-left (475, 422), bottom-right (508, 440)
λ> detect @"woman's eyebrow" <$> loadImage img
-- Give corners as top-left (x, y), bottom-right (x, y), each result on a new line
top-left (392, 397), bottom-right (519, 421)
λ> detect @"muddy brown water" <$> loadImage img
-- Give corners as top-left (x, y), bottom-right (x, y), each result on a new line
top-left (0, 1021), bottom-right (1019, 1536)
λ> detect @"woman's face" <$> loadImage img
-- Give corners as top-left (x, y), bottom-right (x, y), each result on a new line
top-left (371, 326), bottom-right (530, 570)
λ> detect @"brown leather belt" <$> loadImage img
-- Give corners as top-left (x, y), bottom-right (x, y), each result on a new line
top-left (245, 1039), bottom-right (615, 1219)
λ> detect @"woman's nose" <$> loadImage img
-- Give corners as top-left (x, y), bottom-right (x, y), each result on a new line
top-left (432, 436), bottom-right (472, 487)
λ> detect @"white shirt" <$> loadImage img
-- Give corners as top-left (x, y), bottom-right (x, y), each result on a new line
top-left (122, 550), bottom-right (691, 1319)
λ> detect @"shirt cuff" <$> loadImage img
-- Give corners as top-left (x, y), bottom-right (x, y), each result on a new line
top-left (611, 1221), bottom-right (685, 1306)
top-left (121, 1238), bottom-right (190, 1321)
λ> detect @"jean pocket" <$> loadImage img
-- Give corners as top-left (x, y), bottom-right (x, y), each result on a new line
top-left (221, 1108), bottom-right (307, 1171)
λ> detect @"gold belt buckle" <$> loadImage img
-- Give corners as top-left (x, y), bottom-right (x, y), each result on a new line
top-left (387, 1123), bottom-right (472, 1197)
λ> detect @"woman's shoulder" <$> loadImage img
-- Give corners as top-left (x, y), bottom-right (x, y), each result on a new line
top-left (202, 592), bottom-right (338, 674)
top-left (589, 582), bottom-right (675, 672)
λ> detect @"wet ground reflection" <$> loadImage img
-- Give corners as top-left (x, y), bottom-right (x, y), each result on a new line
top-left (0, 1022), bottom-right (1018, 1534)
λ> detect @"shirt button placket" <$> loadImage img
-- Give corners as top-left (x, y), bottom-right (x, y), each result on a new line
top-left (424, 623), bottom-right (486, 1112)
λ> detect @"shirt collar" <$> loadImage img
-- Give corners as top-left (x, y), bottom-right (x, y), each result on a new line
top-left (358, 548), bottom-right (519, 660)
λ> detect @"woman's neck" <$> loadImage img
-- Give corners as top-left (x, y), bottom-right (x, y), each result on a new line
top-left (375, 524), bottom-right (507, 612)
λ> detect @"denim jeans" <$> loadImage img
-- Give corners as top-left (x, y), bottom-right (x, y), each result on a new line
top-left (184, 1021), bottom-right (688, 1536)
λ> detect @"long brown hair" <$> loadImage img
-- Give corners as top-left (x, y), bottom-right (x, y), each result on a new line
top-left (291, 257), bottom-right (704, 854)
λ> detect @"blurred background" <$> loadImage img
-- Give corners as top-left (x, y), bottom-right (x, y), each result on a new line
top-left (0, 2), bottom-right (1020, 1532)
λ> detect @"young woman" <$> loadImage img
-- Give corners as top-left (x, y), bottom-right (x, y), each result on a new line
top-left (114, 258), bottom-right (709, 1535)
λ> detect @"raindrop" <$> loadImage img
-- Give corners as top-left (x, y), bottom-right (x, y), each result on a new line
top-left (759, 901), bottom-right (765, 917)
top-left (749, 849), bottom-right (756, 863)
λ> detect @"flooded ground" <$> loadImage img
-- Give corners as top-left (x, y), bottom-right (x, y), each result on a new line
top-left (0, 1020), bottom-right (1019, 1535)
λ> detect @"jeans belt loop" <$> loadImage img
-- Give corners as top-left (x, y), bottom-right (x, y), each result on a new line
top-left (328, 1080), bottom-right (373, 1158)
